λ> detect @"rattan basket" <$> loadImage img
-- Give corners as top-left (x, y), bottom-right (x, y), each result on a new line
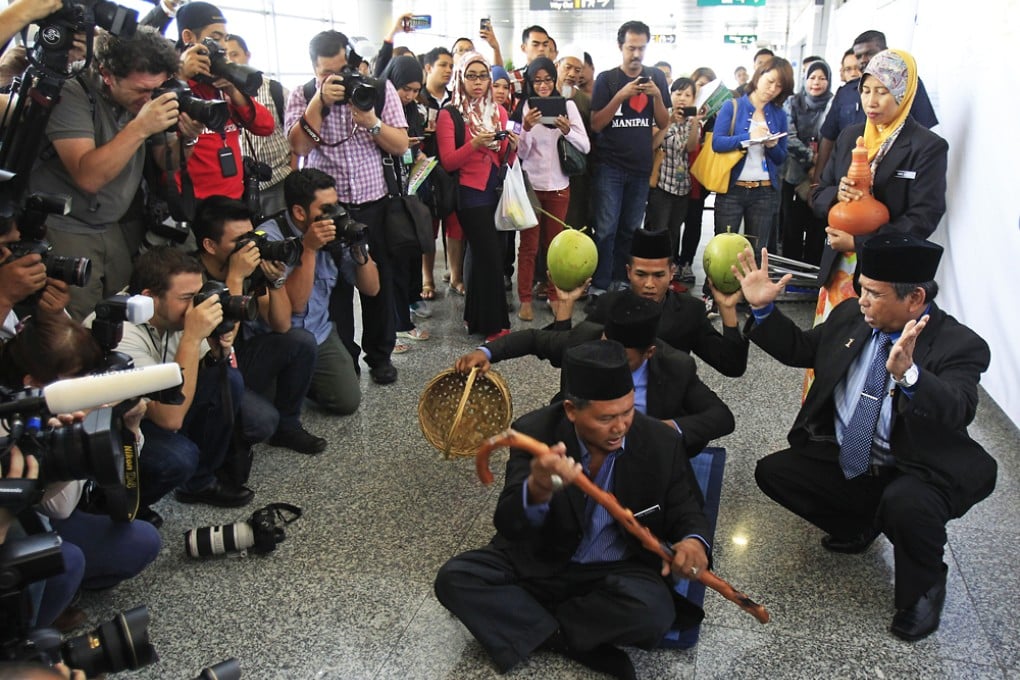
top-left (418, 367), bottom-right (513, 458)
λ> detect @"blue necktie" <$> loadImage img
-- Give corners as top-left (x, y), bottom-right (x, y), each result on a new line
top-left (839, 333), bottom-right (892, 479)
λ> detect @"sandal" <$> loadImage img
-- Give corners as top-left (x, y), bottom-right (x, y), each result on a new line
top-left (421, 282), bottom-right (435, 300)
top-left (392, 341), bottom-right (412, 354)
top-left (449, 283), bottom-right (465, 297)
top-left (397, 327), bottom-right (430, 341)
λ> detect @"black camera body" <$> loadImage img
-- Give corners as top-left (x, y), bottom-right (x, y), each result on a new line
top-left (493, 129), bottom-right (509, 141)
top-left (193, 280), bottom-right (259, 337)
top-left (198, 37), bottom-right (263, 97)
top-left (234, 230), bottom-right (302, 268)
top-left (34, 0), bottom-right (137, 56)
top-left (152, 79), bottom-right (229, 133)
top-left (332, 67), bottom-right (381, 112)
top-left (184, 502), bottom-right (301, 558)
top-left (4, 239), bottom-right (90, 288)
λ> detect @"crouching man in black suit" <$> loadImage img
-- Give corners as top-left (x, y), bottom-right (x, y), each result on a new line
top-left (736, 234), bottom-right (996, 642)
top-left (435, 340), bottom-right (711, 679)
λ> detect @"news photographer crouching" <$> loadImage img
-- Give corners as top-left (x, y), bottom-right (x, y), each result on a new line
top-left (257, 168), bottom-right (379, 415)
top-left (192, 195), bottom-right (325, 454)
top-left (27, 26), bottom-right (203, 321)
top-left (174, 1), bottom-right (274, 202)
top-left (0, 314), bottom-right (159, 631)
top-left (109, 246), bottom-right (253, 516)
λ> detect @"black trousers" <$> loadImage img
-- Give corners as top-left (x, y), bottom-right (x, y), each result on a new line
top-left (780, 180), bottom-right (826, 265)
top-left (434, 546), bottom-right (674, 673)
top-left (755, 442), bottom-right (952, 608)
top-left (330, 199), bottom-right (395, 370)
top-left (457, 203), bottom-right (510, 336)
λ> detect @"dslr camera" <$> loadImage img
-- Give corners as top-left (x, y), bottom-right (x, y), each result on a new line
top-left (152, 79), bottom-right (229, 133)
top-left (317, 203), bottom-right (368, 261)
top-left (193, 281), bottom-right (258, 337)
top-left (1, 193), bottom-right (91, 290)
top-left (199, 37), bottom-right (263, 97)
top-left (331, 66), bottom-right (381, 112)
top-left (233, 230), bottom-right (302, 268)
top-left (184, 502), bottom-right (301, 558)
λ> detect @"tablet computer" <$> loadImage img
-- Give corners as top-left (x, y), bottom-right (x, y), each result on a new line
top-left (528, 96), bottom-right (567, 126)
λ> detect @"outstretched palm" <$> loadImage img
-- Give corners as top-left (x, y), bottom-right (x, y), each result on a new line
top-left (733, 248), bottom-right (792, 308)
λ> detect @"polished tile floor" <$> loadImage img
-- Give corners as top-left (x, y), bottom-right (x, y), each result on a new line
top-left (80, 240), bottom-right (1020, 680)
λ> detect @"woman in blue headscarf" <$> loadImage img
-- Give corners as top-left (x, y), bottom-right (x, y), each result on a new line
top-left (781, 59), bottom-right (833, 264)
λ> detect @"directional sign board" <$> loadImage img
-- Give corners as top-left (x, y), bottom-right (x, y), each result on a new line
top-left (724, 34), bottom-right (758, 45)
top-left (698, 0), bottom-right (766, 6)
top-left (530, 0), bottom-right (614, 9)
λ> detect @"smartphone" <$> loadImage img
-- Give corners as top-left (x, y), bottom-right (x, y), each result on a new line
top-left (402, 15), bottom-right (431, 31)
top-left (480, 17), bottom-right (492, 31)
top-left (636, 76), bottom-right (650, 85)
top-left (681, 106), bottom-right (697, 117)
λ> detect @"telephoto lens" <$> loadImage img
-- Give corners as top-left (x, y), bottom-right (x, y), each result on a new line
top-left (184, 522), bottom-right (255, 558)
top-left (61, 606), bottom-right (158, 676)
top-left (193, 658), bottom-right (241, 680)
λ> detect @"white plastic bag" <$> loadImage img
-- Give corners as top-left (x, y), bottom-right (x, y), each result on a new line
top-left (495, 161), bottom-right (538, 231)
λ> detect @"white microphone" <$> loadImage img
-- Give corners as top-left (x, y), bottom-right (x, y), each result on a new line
top-left (42, 363), bottom-right (183, 414)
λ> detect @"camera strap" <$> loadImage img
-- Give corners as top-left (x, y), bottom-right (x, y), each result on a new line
top-left (163, 138), bottom-right (197, 222)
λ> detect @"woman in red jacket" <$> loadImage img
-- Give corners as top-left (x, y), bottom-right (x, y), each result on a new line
top-left (437, 52), bottom-right (518, 341)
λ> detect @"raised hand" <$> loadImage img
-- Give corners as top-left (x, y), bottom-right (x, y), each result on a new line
top-left (732, 247), bottom-right (792, 309)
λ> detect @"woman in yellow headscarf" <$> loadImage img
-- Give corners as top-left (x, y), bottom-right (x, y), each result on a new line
top-left (803, 49), bottom-right (947, 396)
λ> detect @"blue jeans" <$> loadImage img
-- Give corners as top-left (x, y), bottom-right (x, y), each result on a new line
top-left (140, 363), bottom-right (243, 504)
top-left (592, 163), bottom-right (650, 289)
top-left (712, 185), bottom-right (779, 251)
top-left (238, 328), bottom-right (317, 434)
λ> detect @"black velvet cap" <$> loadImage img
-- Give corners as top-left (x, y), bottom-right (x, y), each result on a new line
top-left (564, 340), bottom-right (634, 401)
top-left (605, 295), bottom-right (660, 349)
top-left (859, 234), bottom-right (942, 283)
top-left (630, 228), bottom-right (672, 260)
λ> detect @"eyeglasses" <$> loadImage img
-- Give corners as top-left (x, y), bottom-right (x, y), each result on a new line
top-left (532, 78), bottom-right (554, 85)
top-left (463, 73), bottom-right (490, 81)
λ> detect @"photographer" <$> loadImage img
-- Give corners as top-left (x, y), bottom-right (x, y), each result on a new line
top-left (174, 2), bottom-right (274, 202)
top-left (257, 168), bottom-right (378, 416)
top-left (114, 247), bottom-right (252, 511)
top-left (0, 222), bottom-right (72, 338)
top-left (28, 26), bottom-right (202, 321)
top-left (192, 196), bottom-right (324, 454)
top-left (285, 30), bottom-right (407, 385)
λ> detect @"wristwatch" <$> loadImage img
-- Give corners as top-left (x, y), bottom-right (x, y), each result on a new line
top-left (894, 363), bottom-right (919, 388)
top-left (367, 119), bottom-right (383, 136)
top-left (271, 277), bottom-right (287, 289)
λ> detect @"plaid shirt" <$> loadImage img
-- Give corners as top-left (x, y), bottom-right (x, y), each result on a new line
top-left (656, 120), bottom-right (692, 197)
top-left (242, 77), bottom-right (293, 190)
top-left (285, 79), bottom-right (407, 205)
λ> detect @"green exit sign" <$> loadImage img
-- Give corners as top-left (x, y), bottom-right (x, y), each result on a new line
top-left (699, 0), bottom-right (766, 6)
top-left (725, 34), bottom-right (758, 44)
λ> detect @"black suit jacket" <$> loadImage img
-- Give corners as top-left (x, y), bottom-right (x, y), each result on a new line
top-left (491, 405), bottom-right (710, 577)
top-left (584, 290), bottom-right (749, 377)
top-left (749, 300), bottom-right (996, 517)
top-left (485, 324), bottom-right (735, 453)
top-left (812, 118), bottom-right (949, 284)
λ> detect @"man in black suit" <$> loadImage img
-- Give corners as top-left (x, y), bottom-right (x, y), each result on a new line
top-left (735, 235), bottom-right (996, 642)
top-left (565, 228), bottom-right (748, 377)
top-left (435, 340), bottom-right (711, 679)
top-left (456, 294), bottom-right (734, 454)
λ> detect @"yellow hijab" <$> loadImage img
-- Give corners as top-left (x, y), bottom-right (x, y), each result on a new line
top-left (860, 49), bottom-right (918, 161)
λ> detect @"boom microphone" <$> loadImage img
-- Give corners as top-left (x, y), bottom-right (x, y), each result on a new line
top-left (42, 363), bottom-right (183, 414)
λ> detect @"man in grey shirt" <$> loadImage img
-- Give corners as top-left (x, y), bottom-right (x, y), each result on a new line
top-left (30, 26), bottom-right (203, 319)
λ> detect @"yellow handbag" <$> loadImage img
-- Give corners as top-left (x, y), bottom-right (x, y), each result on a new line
top-left (690, 104), bottom-right (742, 194)
top-left (649, 147), bottom-right (665, 188)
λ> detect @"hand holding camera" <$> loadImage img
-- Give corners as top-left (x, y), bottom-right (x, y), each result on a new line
top-left (303, 214), bottom-right (337, 251)
top-left (0, 249), bottom-right (47, 308)
top-left (179, 42), bottom-right (213, 81)
top-left (134, 90), bottom-right (180, 137)
top-left (319, 76), bottom-right (346, 107)
top-left (228, 238), bottom-right (261, 281)
top-left (183, 290), bottom-right (224, 343)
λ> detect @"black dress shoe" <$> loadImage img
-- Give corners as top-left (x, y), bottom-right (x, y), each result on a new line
top-left (136, 506), bottom-right (164, 528)
top-left (269, 426), bottom-right (327, 454)
top-left (565, 644), bottom-right (636, 680)
top-left (821, 529), bottom-right (880, 554)
top-left (891, 571), bottom-right (947, 641)
top-left (370, 362), bottom-right (398, 384)
top-left (175, 482), bottom-right (254, 508)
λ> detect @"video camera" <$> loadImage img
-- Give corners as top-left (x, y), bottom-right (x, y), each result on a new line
top-left (184, 502), bottom-right (302, 558)
top-left (197, 37), bottom-right (263, 97)
top-left (152, 79), bottom-right (229, 133)
top-left (317, 203), bottom-right (368, 263)
top-left (193, 280), bottom-right (258, 337)
top-left (331, 66), bottom-right (381, 112)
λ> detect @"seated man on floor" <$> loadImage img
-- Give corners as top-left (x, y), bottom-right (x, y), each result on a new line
top-left (456, 293), bottom-right (734, 455)
top-left (735, 234), bottom-right (996, 641)
top-left (435, 340), bottom-right (711, 679)
top-left (561, 228), bottom-right (749, 377)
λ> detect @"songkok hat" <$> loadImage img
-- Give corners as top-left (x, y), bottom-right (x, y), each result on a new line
top-left (605, 295), bottom-right (660, 349)
top-left (859, 233), bottom-right (942, 283)
top-left (630, 228), bottom-right (671, 260)
top-left (564, 340), bottom-right (634, 402)
top-left (177, 2), bottom-right (226, 39)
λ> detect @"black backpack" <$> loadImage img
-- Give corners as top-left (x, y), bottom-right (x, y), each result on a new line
top-left (424, 105), bottom-right (465, 219)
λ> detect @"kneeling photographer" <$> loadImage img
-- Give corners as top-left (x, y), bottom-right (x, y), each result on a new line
top-left (257, 168), bottom-right (379, 416)
top-left (0, 314), bottom-right (160, 632)
top-left (175, 2), bottom-right (273, 203)
top-left (112, 247), bottom-right (253, 517)
top-left (192, 195), bottom-right (325, 455)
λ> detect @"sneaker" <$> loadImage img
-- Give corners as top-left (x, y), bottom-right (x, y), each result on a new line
top-left (410, 301), bottom-right (432, 319)
top-left (175, 482), bottom-right (254, 508)
top-left (269, 426), bottom-right (328, 455)
top-left (679, 264), bottom-right (695, 283)
top-left (396, 327), bottom-right (430, 341)
top-left (370, 363), bottom-right (398, 384)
